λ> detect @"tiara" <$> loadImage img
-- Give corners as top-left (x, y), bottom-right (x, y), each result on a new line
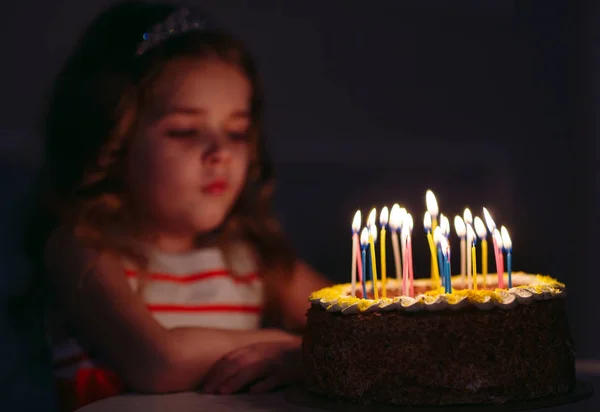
top-left (136, 7), bottom-right (207, 56)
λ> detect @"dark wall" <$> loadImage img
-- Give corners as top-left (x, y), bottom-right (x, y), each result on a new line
top-left (0, 0), bottom-right (596, 409)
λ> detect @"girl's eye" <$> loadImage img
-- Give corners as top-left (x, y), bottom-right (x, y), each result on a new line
top-left (166, 129), bottom-right (198, 138)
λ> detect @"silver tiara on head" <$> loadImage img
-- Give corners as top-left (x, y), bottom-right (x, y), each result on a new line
top-left (136, 7), bottom-right (207, 56)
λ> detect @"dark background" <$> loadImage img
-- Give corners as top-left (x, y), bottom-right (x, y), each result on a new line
top-left (1, 0), bottom-right (597, 410)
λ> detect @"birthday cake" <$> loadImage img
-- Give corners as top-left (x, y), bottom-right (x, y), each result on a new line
top-left (302, 193), bottom-right (575, 406)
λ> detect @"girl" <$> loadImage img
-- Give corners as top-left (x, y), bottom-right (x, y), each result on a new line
top-left (24, 1), bottom-right (330, 410)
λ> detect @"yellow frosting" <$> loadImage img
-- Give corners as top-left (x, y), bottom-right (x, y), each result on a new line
top-left (308, 272), bottom-right (565, 313)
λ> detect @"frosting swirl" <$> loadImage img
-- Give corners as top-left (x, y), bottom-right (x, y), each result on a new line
top-left (309, 273), bottom-right (565, 314)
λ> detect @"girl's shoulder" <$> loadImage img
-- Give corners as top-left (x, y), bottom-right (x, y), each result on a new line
top-left (44, 225), bottom-right (126, 287)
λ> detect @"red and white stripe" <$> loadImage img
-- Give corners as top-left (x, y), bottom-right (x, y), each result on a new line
top-left (51, 243), bottom-right (263, 378)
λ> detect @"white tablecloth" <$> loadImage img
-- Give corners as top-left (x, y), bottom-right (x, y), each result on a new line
top-left (78, 362), bottom-right (600, 412)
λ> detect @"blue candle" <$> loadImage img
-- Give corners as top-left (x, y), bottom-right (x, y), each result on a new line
top-left (444, 247), bottom-right (452, 294)
top-left (361, 245), bottom-right (368, 298)
top-left (500, 226), bottom-right (513, 289)
top-left (437, 245), bottom-right (444, 288)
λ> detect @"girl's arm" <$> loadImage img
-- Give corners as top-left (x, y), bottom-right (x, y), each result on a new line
top-left (277, 260), bottom-right (332, 332)
top-left (45, 228), bottom-right (296, 394)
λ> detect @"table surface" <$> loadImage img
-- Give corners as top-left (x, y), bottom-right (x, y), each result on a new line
top-left (79, 363), bottom-right (600, 412)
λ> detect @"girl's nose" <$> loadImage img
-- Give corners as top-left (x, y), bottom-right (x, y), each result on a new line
top-left (203, 133), bottom-right (232, 164)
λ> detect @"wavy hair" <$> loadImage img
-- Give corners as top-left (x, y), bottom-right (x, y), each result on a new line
top-left (21, 1), bottom-right (295, 320)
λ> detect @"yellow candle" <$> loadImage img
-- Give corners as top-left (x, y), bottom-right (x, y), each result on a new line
top-left (369, 232), bottom-right (379, 299)
top-left (472, 244), bottom-right (477, 290)
top-left (474, 216), bottom-right (488, 289)
top-left (426, 232), bottom-right (440, 289)
top-left (381, 226), bottom-right (386, 298)
top-left (482, 239), bottom-right (488, 288)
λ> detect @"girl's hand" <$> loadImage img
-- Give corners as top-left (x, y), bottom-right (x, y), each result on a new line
top-left (201, 336), bottom-right (302, 395)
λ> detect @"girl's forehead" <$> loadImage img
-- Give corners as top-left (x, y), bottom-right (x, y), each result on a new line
top-left (146, 59), bottom-right (252, 117)
top-left (146, 58), bottom-right (252, 114)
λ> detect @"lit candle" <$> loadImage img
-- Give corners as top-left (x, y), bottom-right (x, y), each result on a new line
top-left (474, 216), bottom-right (488, 288)
top-left (424, 211), bottom-right (441, 289)
top-left (360, 228), bottom-right (369, 298)
top-left (454, 215), bottom-right (467, 285)
top-left (434, 226), bottom-right (445, 289)
top-left (351, 211), bottom-right (362, 297)
top-left (367, 208), bottom-right (379, 299)
top-left (466, 224), bottom-right (475, 289)
top-left (440, 236), bottom-right (452, 294)
top-left (401, 213), bottom-right (414, 297)
top-left (501, 226), bottom-right (512, 288)
top-left (464, 208), bottom-right (473, 227)
top-left (426, 190), bottom-right (439, 234)
top-left (471, 228), bottom-right (478, 290)
top-left (399, 207), bottom-right (408, 267)
top-left (380, 207), bottom-right (389, 298)
top-left (493, 228), bottom-right (504, 289)
top-left (440, 214), bottom-right (451, 239)
top-left (484, 208), bottom-right (503, 289)
top-left (367, 208), bottom-right (377, 295)
top-left (389, 204), bottom-right (402, 293)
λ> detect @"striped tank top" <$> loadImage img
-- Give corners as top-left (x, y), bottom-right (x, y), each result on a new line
top-left (50, 243), bottom-right (262, 411)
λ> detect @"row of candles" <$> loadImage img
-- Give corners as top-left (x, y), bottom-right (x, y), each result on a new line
top-left (350, 190), bottom-right (513, 298)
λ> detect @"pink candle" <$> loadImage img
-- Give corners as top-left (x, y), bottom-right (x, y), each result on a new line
top-left (493, 229), bottom-right (504, 289)
top-left (354, 233), bottom-right (363, 282)
top-left (407, 234), bottom-right (414, 297)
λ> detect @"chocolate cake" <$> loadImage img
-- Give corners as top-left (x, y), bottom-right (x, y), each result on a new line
top-left (302, 273), bottom-right (575, 406)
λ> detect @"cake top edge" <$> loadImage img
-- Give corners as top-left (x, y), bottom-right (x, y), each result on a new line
top-left (308, 273), bottom-right (566, 314)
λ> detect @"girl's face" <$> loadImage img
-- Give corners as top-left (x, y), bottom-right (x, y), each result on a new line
top-left (127, 59), bottom-right (252, 242)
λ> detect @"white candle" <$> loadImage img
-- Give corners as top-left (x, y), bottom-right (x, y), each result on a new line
top-left (351, 211), bottom-right (361, 297)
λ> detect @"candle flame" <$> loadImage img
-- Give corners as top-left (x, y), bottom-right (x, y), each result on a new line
top-left (464, 208), bottom-right (473, 225)
top-left (483, 207), bottom-right (496, 233)
top-left (380, 206), bottom-right (389, 226)
top-left (369, 224), bottom-right (378, 242)
top-left (439, 236), bottom-right (449, 255)
top-left (352, 211), bottom-right (361, 233)
top-left (493, 228), bottom-right (503, 248)
top-left (423, 211), bottom-right (432, 231)
top-left (401, 214), bottom-right (413, 238)
top-left (454, 215), bottom-right (466, 238)
top-left (440, 214), bottom-right (450, 237)
top-left (426, 190), bottom-right (439, 217)
top-left (399, 207), bottom-right (407, 227)
top-left (474, 216), bottom-right (487, 239)
top-left (433, 226), bottom-right (444, 245)
top-left (367, 208), bottom-right (377, 228)
top-left (404, 213), bottom-right (414, 232)
top-left (500, 226), bottom-right (512, 250)
top-left (389, 204), bottom-right (401, 230)
top-left (360, 227), bottom-right (369, 246)
top-left (466, 223), bottom-right (475, 243)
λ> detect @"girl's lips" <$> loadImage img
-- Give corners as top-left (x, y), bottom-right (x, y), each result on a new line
top-left (201, 180), bottom-right (228, 194)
